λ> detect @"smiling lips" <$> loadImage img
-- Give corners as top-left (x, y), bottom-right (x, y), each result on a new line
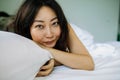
top-left (44, 40), bottom-right (55, 45)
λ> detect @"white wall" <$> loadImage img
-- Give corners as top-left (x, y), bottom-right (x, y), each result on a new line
top-left (57, 0), bottom-right (119, 42)
top-left (0, 0), bottom-right (23, 15)
top-left (0, 0), bottom-right (119, 42)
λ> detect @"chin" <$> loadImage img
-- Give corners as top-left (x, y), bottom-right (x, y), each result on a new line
top-left (46, 45), bottom-right (55, 48)
top-left (44, 44), bottom-right (55, 48)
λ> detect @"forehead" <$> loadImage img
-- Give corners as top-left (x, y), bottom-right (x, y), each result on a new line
top-left (35, 6), bottom-right (57, 21)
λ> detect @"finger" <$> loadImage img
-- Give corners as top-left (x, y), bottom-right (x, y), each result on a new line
top-left (41, 61), bottom-right (53, 70)
top-left (41, 59), bottom-right (54, 70)
top-left (37, 67), bottom-right (53, 76)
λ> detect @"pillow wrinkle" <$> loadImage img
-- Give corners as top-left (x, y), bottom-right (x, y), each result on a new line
top-left (0, 31), bottom-right (52, 80)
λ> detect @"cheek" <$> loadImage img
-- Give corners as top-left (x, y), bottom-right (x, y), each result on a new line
top-left (30, 29), bottom-right (43, 43)
top-left (55, 27), bottom-right (61, 38)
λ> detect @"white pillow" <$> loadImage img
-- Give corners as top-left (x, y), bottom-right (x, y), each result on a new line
top-left (0, 31), bottom-right (52, 80)
top-left (70, 23), bottom-right (94, 50)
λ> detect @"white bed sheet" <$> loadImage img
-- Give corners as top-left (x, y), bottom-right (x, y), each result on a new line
top-left (35, 41), bottom-right (120, 80)
top-left (34, 24), bottom-right (120, 80)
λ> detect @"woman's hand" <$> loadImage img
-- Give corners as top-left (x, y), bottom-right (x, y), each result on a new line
top-left (36, 59), bottom-right (55, 77)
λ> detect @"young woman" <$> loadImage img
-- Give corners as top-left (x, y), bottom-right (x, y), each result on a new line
top-left (12, 0), bottom-right (94, 77)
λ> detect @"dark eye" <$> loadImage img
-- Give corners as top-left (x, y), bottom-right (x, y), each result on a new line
top-left (52, 22), bottom-right (59, 27)
top-left (35, 25), bottom-right (44, 29)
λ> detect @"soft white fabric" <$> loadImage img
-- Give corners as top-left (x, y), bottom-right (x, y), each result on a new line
top-left (0, 31), bottom-right (52, 80)
top-left (70, 23), bottom-right (94, 50)
top-left (1, 24), bottom-right (120, 80)
top-left (34, 24), bottom-right (120, 80)
top-left (70, 23), bottom-right (120, 58)
top-left (35, 41), bottom-right (120, 80)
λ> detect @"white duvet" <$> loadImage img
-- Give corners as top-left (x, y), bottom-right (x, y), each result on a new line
top-left (1, 23), bottom-right (119, 80)
top-left (34, 24), bottom-right (120, 80)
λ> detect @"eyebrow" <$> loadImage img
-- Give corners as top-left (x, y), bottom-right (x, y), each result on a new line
top-left (34, 17), bottom-right (58, 22)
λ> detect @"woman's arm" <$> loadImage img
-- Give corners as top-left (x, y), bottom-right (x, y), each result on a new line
top-left (48, 47), bottom-right (94, 70)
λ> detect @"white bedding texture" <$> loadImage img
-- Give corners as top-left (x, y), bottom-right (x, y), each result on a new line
top-left (0, 23), bottom-right (120, 80)
top-left (0, 31), bottom-right (53, 80)
top-left (35, 23), bottom-right (120, 80)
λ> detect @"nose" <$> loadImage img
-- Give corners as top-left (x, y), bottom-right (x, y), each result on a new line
top-left (45, 27), bottom-right (53, 38)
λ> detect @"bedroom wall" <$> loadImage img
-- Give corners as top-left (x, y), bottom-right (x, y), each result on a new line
top-left (57, 0), bottom-right (119, 43)
top-left (0, 0), bottom-right (23, 15)
top-left (0, 0), bottom-right (119, 43)
top-left (117, 3), bottom-right (120, 41)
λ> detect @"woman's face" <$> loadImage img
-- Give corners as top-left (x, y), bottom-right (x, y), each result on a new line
top-left (30, 6), bottom-right (61, 48)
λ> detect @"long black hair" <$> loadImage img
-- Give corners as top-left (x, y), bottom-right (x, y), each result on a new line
top-left (13, 0), bottom-right (69, 51)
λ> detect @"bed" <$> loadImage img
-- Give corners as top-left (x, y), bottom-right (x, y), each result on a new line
top-left (0, 23), bottom-right (120, 80)
top-left (35, 42), bottom-right (120, 80)
top-left (34, 23), bottom-right (120, 80)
